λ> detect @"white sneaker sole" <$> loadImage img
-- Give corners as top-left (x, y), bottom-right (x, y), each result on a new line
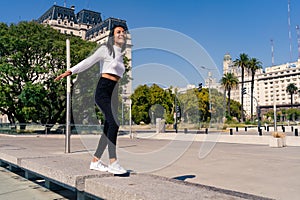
top-left (107, 168), bottom-right (127, 174)
top-left (90, 166), bottom-right (108, 172)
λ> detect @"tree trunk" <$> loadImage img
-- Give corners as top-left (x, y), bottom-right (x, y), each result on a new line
top-left (241, 67), bottom-right (244, 122)
top-left (228, 88), bottom-right (231, 116)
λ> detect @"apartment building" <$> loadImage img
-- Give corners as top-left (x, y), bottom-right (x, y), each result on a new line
top-left (223, 53), bottom-right (300, 117)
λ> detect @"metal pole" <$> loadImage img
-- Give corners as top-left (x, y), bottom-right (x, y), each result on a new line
top-left (65, 39), bottom-right (71, 153)
top-left (175, 97), bottom-right (178, 133)
top-left (208, 71), bottom-right (212, 128)
top-left (129, 98), bottom-right (133, 138)
top-left (274, 86), bottom-right (277, 132)
top-left (121, 96), bottom-right (124, 126)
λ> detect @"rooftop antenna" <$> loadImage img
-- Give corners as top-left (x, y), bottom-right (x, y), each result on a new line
top-left (271, 39), bottom-right (275, 66)
top-left (86, 0), bottom-right (91, 9)
top-left (64, 0), bottom-right (66, 7)
top-left (296, 25), bottom-right (300, 60)
top-left (288, 0), bottom-right (292, 62)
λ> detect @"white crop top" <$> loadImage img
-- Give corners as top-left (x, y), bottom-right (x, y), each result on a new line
top-left (69, 45), bottom-right (125, 78)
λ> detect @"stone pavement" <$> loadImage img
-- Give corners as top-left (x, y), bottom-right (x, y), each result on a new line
top-left (0, 131), bottom-right (299, 200)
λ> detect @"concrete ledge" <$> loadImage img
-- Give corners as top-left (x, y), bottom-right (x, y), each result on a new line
top-left (0, 134), bottom-right (279, 199)
top-left (85, 174), bottom-right (271, 200)
top-left (0, 154), bottom-right (272, 200)
top-left (20, 156), bottom-right (111, 191)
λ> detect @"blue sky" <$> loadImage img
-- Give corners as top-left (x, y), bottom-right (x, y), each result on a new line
top-left (0, 0), bottom-right (300, 87)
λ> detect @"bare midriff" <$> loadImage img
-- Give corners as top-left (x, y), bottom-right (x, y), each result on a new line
top-left (101, 73), bottom-right (120, 82)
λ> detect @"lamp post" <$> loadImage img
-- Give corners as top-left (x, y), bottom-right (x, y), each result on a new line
top-left (200, 66), bottom-right (215, 128)
top-left (274, 85), bottom-right (277, 132)
top-left (65, 39), bottom-right (71, 154)
top-left (208, 71), bottom-right (212, 128)
top-left (121, 90), bottom-right (133, 138)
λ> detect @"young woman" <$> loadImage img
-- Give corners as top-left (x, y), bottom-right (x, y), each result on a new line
top-left (55, 25), bottom-right (127, 174)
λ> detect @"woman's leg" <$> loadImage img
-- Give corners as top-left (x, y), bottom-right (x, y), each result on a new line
top-left (94, 77), bottom-right (119, 160)
top-left (93, 120), bottom-right (109, 159)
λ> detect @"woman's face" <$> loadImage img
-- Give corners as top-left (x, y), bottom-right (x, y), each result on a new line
top-left (114, 27), bottom-right (126, 47)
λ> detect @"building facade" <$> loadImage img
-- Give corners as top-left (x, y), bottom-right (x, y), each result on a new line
top-left (223, 53), bottom-right (300, 117)
top-left (0, 4), bottom-right (132, 124)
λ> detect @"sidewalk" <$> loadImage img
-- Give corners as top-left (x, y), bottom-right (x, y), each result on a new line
top-left (0, 132), bottom-right (299, 199)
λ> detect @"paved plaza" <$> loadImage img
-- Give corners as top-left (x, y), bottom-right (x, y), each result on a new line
top-left (0, 130), bottom-right (299, 199)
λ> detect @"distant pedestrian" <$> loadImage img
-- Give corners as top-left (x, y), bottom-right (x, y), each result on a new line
top-left (55, 25), bottom-right (128, 174)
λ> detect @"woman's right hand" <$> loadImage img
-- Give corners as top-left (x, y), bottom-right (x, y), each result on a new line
top-left (54, 70), bottom-right (72, 81)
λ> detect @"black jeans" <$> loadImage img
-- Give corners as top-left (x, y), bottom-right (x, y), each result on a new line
top-left (94, 77), bottom-right (119, 159)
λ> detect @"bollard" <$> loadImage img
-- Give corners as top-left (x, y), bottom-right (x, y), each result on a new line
top-left (184, 128), bottom-right (188, 134)
top-left (205, 128), bottom-right (208, 134)
top-left (291, 126), bottom-right (294, 132)
top-left (245, 127), bottom-right (247, 132)
top-left (230, 129), bottom-right (233, 135)
top-left (236, 127), bottom-right (238, 132)
top-left (258, 128), bottom-right (262, 136)
top-left (266, 126), bottom-right (269, 132)
top-left (282, 126), bottom-right (285, 132)
top-left (295, 128), bottom-right (298, 136)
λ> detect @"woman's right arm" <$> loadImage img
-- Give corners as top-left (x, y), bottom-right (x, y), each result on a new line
top-left (54, 45), bottom-right (107, 81)
top-left (69, 45), bottom-right (108, 74)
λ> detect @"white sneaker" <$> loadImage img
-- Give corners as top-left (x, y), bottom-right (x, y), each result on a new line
top-left (90, 160), bottom-right (108, 172)
top-left (108, 161), bottom-right (127, 174)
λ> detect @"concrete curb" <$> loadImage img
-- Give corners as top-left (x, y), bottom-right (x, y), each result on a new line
top-left (132, 133), bottom-right (300, 146)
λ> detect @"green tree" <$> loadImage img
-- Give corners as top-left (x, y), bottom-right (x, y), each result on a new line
top-left (286, 83), bottom-right (298, 108)
top-left (0, 21), bottom-right (96, 131)
top-left (130, 84), bottom-right (175, 125)
top-left (131, 85), bottom-right (151, 124)
top-left (178, 89), bottom-right (202, 124)
top-left (229, 99), bottom-right (242, 120)
top-left (220, 73), bottom-right (239, 117)
top-left (248, 57), bottom-right (262, 121)
top-left (233, 53), bottom-right (249, 121)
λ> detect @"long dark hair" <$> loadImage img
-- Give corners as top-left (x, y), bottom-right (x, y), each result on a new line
top-left (107, 25), bottom-right (127, 58)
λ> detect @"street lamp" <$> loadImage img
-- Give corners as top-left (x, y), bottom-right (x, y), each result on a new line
top-left (200, 66), bottom-right (214, 128)
top-left (121, 89), bottom-right (133, 138)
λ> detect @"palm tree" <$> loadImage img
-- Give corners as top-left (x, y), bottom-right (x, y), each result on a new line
top-left (220, 73), bottom-right (239, 116)
top-left (234, 53), bottom-right (249, 122)
top-left (286, 83), bottom-right (298, 108)
top-left (248, 57), bottom-right (262, 121)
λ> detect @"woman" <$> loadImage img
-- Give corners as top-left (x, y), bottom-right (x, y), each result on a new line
top-left (55, 25), bottom-right (127, 174)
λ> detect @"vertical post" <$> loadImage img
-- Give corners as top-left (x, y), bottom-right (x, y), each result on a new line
top-left (257, 105), bottom-right (261, 131)
top-left (175, 97), bottom-right (178, 133)
top-left (273, 85), bottom-right (277, 132)
top-left (208, 71), bottom-right (212, 128)
top-left (121, 96), bottom-right (124, 126)
top-left (65, 39), bottom-right (71, 153)
top-left (129, 99), bottom-right (133, 138)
